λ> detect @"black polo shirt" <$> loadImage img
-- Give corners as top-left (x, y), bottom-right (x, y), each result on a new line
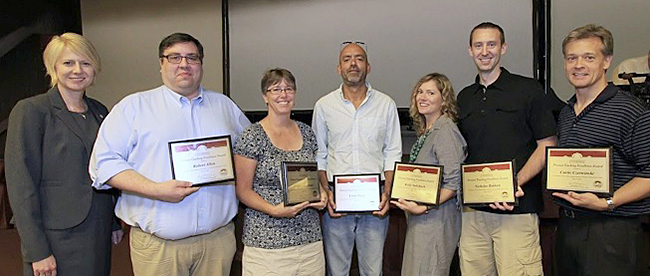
top-left (458, 68), bottom-right (557, 214)
top-left (555, 84), bottom-right (650, 216)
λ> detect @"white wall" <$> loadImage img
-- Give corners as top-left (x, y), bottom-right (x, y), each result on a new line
top-left (551, 0), bottom-right (650, 100)
top-left (81, 0), bottom-right (222, 108)
top-left (81, 0), bottom-right (650, 109)
top-left (230, 0), bottom-right (534, 111)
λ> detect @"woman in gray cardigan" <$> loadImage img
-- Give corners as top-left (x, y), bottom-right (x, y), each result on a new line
top-left (391, 73), bottom-right (467, 276)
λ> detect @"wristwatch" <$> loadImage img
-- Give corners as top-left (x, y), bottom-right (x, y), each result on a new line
top-left (605, 197), bottom-right (616, 212)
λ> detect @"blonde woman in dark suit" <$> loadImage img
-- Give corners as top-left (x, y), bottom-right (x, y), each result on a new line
top-left (6, 33), bottom-right (122, 276)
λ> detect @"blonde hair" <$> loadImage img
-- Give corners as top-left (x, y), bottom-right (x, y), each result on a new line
top-left (409, 73), bottom-right (459, 136)
top-left (43, 33), bottom-right (101, 87)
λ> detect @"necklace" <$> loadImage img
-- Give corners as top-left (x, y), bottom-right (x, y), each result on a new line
top-left (409, 128), bottom-right (433, 163)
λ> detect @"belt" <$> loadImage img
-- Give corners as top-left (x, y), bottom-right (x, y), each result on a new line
top-left (560, 208), bottom-right (600, 219)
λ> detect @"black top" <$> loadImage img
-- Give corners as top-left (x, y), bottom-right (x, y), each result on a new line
top-left (458, 68), bottom-right (557, 214)
top-left (71, 105), bottom-right (100, 144)
top-left (555, 84), bottom-right (650, 216)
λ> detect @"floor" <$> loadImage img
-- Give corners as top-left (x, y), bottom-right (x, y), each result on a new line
top-left (2, 215), bottom-right (648, 276)
top-left (0, 209), bottom-right (409, 276)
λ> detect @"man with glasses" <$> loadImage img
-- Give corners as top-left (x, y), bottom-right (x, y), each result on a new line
top-left (89, 33), bottom-right (250, 276)
top-left (456, 22), bottom-right (556, 275)
top-left (312, 41), bottom-right (402, 275)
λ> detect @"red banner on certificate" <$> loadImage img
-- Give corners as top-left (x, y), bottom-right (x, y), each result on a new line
top-left (545, 147), bottom-right (612, 195)
top-left (391, 162), bottom-right (442, 205)
top-left (461, 161), bottom-right (517, 206)
top-left (168, 135), bottom-right (235, 186)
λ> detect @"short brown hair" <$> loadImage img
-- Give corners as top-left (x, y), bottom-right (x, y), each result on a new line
top-left (470, 22), bottom-right (505, 46)
top-left (261, 68), bottom-right (296, 94)
top-left (409, 73), bottom-right (459, 136)
top-left (43, 33), bottom-right (101, 87)
top-left (562, 24), bottom-right (613, 57)
top-left (159, 33), bottom-right (204, 59)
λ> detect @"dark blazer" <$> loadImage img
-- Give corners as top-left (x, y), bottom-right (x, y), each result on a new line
top-left (5, 87), bottom-right (108, 263)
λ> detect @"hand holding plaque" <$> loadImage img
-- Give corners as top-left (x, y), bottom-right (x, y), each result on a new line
top-left (545, 147), bottom-right (612, 196)
top-left (390, 162), bottom-right (442, 205)
top-left (461, 161), bottom-right (518, 206)
top-left (280, 162), bottom-right (321, 206)
top-left (168, 135), bottom-right (235, 186)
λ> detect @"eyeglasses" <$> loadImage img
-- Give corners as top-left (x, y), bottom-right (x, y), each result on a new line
top-left (340, 41), bottom-right (367, 52)
top-left (266, 87), bottom-right (296, 95)
top-left (160, 54), bottom-right (202, 64)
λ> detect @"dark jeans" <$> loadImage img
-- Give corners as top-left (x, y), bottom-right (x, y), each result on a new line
top-left (554, 208), bottom-right (644, 276)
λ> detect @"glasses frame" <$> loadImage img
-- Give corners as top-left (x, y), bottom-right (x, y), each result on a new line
top-left (160, 54), bottom-right (203, 64)
top-left (266, 87), bottom-right (296, 95)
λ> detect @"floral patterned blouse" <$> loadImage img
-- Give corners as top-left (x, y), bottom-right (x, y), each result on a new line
top-left (234, 121), bottom-right (322, 249)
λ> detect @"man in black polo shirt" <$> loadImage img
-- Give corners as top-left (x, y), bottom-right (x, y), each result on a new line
top-left (553, 24), bottom-right (650, 276)
top-left (457, 22), bottom-right (557, 275)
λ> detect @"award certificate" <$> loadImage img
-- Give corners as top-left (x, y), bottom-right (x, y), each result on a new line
top-left (390, 162), bottom-right (442, 205)
top-left (168, 135), bottom-right (235, 186)
top-left (545, 147), bottom-right (612, 195)
top-left (462, 161), bottom-right (517, 206)
top-left (333, 174), bottom-right (381, 213)
top-left (281, 162), bottom-right (320, 205)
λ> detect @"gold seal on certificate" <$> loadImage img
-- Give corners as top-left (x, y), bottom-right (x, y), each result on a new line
top-left (390, 162), bottom-right (442, 205)
top-left (545, 147), bottom-right (612, 195)
top-left (333, 174), bottom-right (381, 213)
top-left (168, 135), bottom-right (235, 186)
top-left (461, 161), bottom-right (517, 206)
top-left (280, 162), bottom-right (320, 205)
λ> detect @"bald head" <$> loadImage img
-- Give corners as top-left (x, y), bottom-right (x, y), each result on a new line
top-left (337, 43), bottom-right (371, 86)
top-left (339, 43), bottom-right (368, 62)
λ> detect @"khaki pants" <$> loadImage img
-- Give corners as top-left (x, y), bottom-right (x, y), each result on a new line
top-left (242, 241), bottom-right (325, 276)
top-left (459, 209), bottom-right (543, 276)
top-left (129, 222), bottom-right (236, 276)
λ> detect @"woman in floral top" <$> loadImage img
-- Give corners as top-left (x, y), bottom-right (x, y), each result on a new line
top-left (234, 68), bottom-right (327, 276)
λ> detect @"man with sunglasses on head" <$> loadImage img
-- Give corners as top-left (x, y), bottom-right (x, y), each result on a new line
top-left (312, 41), bottom-right (402, 276)
top-left (89, 33), bottom-right (250, 276)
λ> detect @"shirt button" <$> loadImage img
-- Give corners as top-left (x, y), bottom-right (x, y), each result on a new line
top-left (482, 97), bottom-right (487, 101)
top-left (480, 109), bottom-right (486, 114)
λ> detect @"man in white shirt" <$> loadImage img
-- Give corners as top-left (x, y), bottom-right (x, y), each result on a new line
top-left (89, 33), bottom-right (250, 276)
top-left (312, 42), bottom-right (402, 276)
top-left (611, 50), bottom-right (650, 85)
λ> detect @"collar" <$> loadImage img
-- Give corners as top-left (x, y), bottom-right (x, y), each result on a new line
top-left (471, 67), bottom-right (511, 93)
top-left (567, 83), bottom-right (617, 106)
top-left (47, 86), bottom-right (89, 110)
top-left (163, 85), bottom-right (204, 107)
top-left (337, 83), bottom-right (374, 103)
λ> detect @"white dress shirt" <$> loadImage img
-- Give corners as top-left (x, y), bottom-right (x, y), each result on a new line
top-left (312, 84), bottom-right (402, 181)
top-left (90, 85), bottom-right (250, 240)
